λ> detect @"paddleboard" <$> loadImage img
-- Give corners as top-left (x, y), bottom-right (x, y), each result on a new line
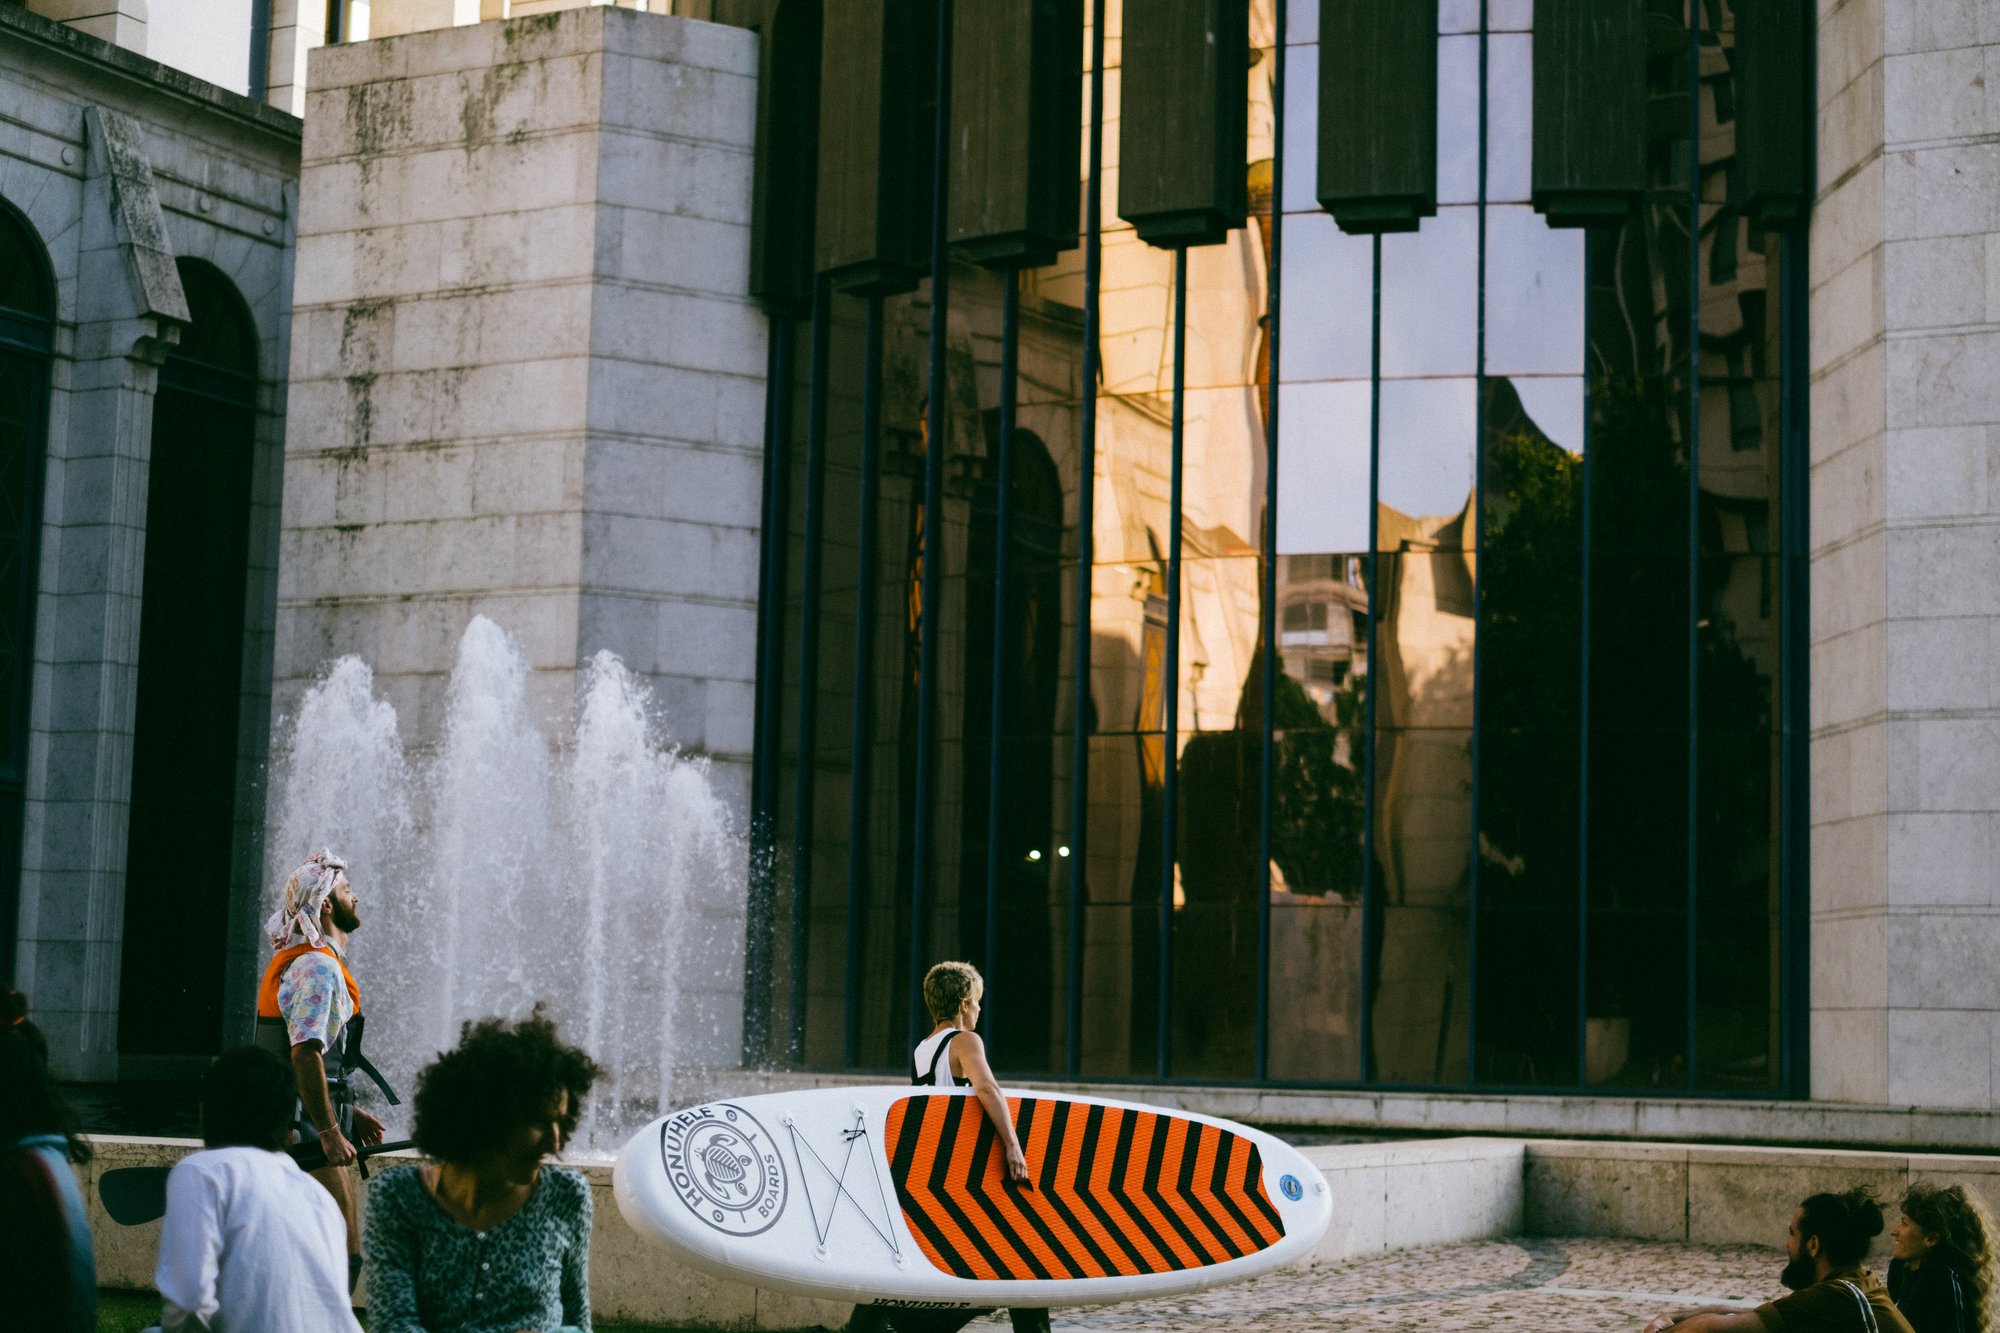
top-left (612, 1085), bottom-right (1330, 1307)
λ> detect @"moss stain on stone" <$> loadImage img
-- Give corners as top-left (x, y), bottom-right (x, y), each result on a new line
top-left (345, 372), bottom-right (378, 447)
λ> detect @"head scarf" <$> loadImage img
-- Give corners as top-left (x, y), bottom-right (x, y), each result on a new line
top-left (264, 850), bottom-right (350, 952)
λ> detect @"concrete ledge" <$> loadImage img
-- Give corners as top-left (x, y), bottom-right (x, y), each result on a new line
top-left (1523, 1140), bottom-right (2000, 1246)
top-left (1304, 1138), bottom-right (1525, 1262)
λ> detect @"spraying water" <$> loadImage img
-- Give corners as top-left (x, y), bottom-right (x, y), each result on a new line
top-left (265, 616), bottom-right (741, 1150)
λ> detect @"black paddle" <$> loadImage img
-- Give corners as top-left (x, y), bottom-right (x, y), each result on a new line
top-left (97, 1140), bottom-right (415, 1226)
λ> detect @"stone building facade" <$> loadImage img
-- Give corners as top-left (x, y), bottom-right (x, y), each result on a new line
top-left (1807, 0), bottom-right (2000, 1110)
top-left (0, 4), bottom-right (299, 1079)
top-left (5, 0), bottom-right (2000, 1142)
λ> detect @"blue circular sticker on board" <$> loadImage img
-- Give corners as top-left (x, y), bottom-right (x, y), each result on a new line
top-left (1280, 1174), bottom-right (1303, 1201)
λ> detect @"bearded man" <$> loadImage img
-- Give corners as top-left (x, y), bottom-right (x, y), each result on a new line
top-left (253, 850), bottom-right (396, 1288)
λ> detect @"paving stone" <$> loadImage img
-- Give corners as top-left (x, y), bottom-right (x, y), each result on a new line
top-left (961, 1238), bottom-right (1786, 1332)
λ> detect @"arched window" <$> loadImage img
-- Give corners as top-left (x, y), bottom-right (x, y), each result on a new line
top-left (119, 259), bottom-right (261, 1054)
top-left (0, 201), bottom-right (55, 988)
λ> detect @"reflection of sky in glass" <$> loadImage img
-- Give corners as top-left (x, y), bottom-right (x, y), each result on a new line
top-left (1484, 206), bottom-right (1585, 375)
top-left (1438, 36), bottom-right (1480, 205)
top-left (1380, 377), bottom-right (1476, 523)
top-left (1484, 34), bottom-right (1531, 204)
top-left (1277, 380), bottom-right (1370, 554)
top-left (1509, 377), bottom-right (1585, 454)
top-left (1282, 42), bottom-right (1319, 214)
top-left (1487, 0), bottom-right (1531, 34)
top-left (1279, 213), bottom-right (1372, 380)
top-left (1286, 0), bottom-right (1315, 47)
top-left (1381, 208), bottom-right (1477, 376)
top-left (1441, 0), bottom-right (1479, 34)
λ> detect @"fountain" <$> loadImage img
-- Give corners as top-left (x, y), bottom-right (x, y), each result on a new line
top-left (266, 616), bottom-right (741, 1150)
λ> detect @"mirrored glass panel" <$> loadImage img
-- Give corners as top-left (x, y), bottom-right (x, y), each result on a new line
top-left (1381, 208), bottom-right (1478, 376)
top-left (1278, 215), bottom-right (1374, 382)
top-left (1370, 721), bottom-right (1472, 1085)
top-left (1485, 206), bottom-right (1586, 378)
top-left (1437, 35), bottom-right (1481, 206)
top-left (1484, 33), bottom-right (1531, 204)
top-left (1277, 379), bottom-right (1371, 556)
top-left (1378, 377), bottom-right (1477, 546)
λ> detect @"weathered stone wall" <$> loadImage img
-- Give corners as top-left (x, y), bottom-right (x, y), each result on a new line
top-left (1810, 0), bottom-right (2000, 1105)
top-left (279, 7), bottom-right (764, 1055)
top-left (0, 5), bottom-right (300, 1079)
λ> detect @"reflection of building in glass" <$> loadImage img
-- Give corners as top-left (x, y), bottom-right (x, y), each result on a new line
top-left (776, 0), bottom-right (1808, 1099)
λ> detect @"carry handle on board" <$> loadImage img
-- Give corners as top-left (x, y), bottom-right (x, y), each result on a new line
top-left (96, 1140), bottom-right (415, 1226)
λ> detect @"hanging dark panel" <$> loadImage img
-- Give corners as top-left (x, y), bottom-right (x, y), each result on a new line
top-left (1735, 0), bottom-right (1810, 230)
top-left (1316, 0), bottom-right (1438, 235)
top-left (949, 0), bottom-right (1085, 267)
top-left (815, 0), bottom-right (937, 293)
top-left (1531, 0), bottom-right (1648, 228)
top-left (751, 0), bottom-right (824, 314)
top-left (1117, 0), bottom-right (1248, 248)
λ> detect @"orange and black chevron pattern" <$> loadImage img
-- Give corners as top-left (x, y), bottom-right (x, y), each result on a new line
top-left (884, 1095), bottom-right (1286, 1281)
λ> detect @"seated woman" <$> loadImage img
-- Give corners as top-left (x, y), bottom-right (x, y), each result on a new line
top-left (364, 1010), bottom-right (602, 1333)
top-left (1888, 1182), bottom-right (1996, 1333)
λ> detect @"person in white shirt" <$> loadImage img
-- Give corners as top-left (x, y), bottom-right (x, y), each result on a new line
top-left (155, 1045), bottom-right (362, 1333)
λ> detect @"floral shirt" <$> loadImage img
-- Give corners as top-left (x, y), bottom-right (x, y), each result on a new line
top-left (276, 948), bottom-right (353, 1051)
top-left (364, 1164), bottom-right (592, 1333)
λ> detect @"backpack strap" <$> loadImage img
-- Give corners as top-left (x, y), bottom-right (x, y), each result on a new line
top-left (1837, 1281), bottom-right (1880, 1333)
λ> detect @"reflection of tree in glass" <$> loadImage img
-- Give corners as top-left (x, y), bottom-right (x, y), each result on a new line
top-left (1476, 372), bottom-right (1774, 1088)
top-left (1170, 628), bottom-right (1367, 1075)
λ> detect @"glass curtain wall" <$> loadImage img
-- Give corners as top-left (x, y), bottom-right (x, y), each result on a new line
top-left (763, 0), bottom-right (1803, 1094)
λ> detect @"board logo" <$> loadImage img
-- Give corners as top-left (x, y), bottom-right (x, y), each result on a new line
top-left (659, 1102), bottom-right (786, 1236)
top-left (1280, 1174), bottom-right (1303, 1202)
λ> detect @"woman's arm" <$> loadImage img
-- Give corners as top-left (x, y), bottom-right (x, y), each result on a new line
top-left (361, 1174), bottom-right (431, 1333)
top-left (950, 1031), bottom-right (1030, 1185)
top-left (1642, 1309), bottom-right (1767, 1333)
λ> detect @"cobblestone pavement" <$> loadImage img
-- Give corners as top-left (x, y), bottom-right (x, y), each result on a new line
top-left (980, 1238), bottom-right (1787, 1331)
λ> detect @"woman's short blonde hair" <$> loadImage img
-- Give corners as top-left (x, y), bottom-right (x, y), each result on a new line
top-left (923, 961), bottom-right (983, 1023)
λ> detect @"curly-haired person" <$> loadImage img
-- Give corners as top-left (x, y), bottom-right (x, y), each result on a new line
top-left (1889, 1183), bottom-right (1997, 1333)
top-left (364, 1010), bottom-right (603, 1333)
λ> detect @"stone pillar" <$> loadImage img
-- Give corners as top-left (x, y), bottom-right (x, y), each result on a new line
top-left (265, 0), bottom-right (328, 116)
top-left (25, 0), bottom-right (148, 53)
top-left (1810, 0), bottom-right (2000, 1105)
top-left (279, 6), bottom-right (763, 1064)
top-left (13, 109), bottom-right (186, 1080)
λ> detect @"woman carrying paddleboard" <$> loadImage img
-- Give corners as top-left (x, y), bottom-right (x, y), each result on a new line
top-left (846, 962), bottom-right (1048, 1333)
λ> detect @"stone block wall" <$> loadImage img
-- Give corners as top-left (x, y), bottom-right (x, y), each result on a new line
top-left (1809, 0), bottom-right (2000, 1105)
top-left (283, 5), bottom-right (762, 783)
top-left (278, 6), bottom-right (765, 1056)
top-left (0, 6), bottom-right (300, 1078)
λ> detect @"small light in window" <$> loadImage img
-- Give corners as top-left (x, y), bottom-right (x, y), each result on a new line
top-left (1027, 849), bottom-right (1043, 862)
top-left (1057, 845), bottom-right (1071, 858)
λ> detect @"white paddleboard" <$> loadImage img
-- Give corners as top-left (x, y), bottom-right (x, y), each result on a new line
top-left (613, 1085), bottom-right (1330, 1307)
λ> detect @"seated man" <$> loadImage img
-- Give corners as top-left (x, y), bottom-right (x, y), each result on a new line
top-left (155, 1046), bottom-right (362, 1333)
top-left (1641, 1187), bottom-right (1915, 1333)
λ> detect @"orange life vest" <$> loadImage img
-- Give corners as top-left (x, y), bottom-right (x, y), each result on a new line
top-left (256, 942), bottom-right (362, 1020)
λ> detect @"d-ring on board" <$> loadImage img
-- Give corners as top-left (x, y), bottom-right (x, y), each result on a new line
top-left (783, 1107), bottom-right (904, 1264)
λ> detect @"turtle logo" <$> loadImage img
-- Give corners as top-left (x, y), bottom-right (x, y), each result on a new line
top-left (699, 1140), bottom-right (755, 1201)
top-left (659, 1103), bottom-right (787, 1236)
